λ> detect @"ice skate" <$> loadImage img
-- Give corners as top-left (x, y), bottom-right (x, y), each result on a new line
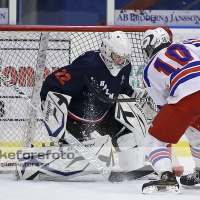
top-left (142, 171), bottom-right (181, 194)
top-left (180, 168), bottom-right (200, 189)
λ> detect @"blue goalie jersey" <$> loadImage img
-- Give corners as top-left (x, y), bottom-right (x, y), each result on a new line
top-left (40, 50), bottom-right (133, 122)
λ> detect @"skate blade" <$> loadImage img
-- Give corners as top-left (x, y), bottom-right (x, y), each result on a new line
top-left (181, 184), bottom-right (200, 190)
top-left (142, 185), bottom-right (182, 195)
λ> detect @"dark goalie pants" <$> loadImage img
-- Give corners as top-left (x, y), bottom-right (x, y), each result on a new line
top-left (65, 105), bottom-right (130, 148)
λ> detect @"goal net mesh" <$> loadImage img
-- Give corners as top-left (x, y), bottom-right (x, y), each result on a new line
top-left (0, 26), bottom-right (180, 173)
top-left (0, 29), bottom-right (145, 148)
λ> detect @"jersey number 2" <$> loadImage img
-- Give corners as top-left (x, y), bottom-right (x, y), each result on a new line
top-left (55, 69), bottom-right (71, 85)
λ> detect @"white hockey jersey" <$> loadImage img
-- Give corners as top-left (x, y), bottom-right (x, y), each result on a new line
top-left (143, 39), bottom-right (200, 109)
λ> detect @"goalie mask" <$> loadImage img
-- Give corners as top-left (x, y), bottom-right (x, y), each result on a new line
top-left (141, 27), bottom-right (171, 63)
top-left (100, 31), bottom-right (132, 76)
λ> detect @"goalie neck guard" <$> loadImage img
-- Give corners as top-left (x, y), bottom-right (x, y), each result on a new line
top-left (100, 31), bottom-right (132, 76)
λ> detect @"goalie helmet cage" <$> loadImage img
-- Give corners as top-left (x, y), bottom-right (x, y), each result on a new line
top-left (0, 25), bottom-right (180, 171)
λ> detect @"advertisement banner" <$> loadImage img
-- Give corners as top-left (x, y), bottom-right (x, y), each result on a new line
top-left (0, 8), bottom-right (8, 24)
top-left (115, 10), bottom-right (200, 26)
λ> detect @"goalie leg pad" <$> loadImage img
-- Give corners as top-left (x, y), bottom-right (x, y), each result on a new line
top-left (14, 146), bottom-right (66, 181)
top-left (117, 147), bottom-right (145, 172)
top-left (114, 132), bottom-right (145, 171)
top-left (15, 135), bottom-right (114, 181)
top-left (40, 135), bottom-right (114, 181)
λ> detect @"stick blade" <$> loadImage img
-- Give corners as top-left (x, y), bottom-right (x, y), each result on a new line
top-left (108, 165), bottom-right (154, 182)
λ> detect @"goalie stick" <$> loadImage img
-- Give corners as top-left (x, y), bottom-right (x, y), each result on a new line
top-left (0, 72), bottom-right (154, 182)
top-left (83, 76), bottom-right (159, 113)
top-left (83, 76), bottom-right (141, 103)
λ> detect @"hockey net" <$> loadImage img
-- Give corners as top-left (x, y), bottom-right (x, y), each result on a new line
top-left (0, 25), bottom-right (181, 174)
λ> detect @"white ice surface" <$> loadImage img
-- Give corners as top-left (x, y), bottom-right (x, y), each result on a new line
top-left (0, 157), bottom-right (199, 200)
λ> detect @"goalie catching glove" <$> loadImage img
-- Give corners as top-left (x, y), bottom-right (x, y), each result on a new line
top-left (131, 88), bottom-right (158, 123)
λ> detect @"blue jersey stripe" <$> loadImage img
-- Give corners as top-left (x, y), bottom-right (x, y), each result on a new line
top-left (143, 55), bottom-right (157, 87)
top-left (170, 61), bottom-right (200, 96)
top-left (170, 72), bottom-right (200, 96)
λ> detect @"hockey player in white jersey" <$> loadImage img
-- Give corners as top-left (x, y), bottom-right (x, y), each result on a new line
top-left (141, 27), bottom-right (200, 194)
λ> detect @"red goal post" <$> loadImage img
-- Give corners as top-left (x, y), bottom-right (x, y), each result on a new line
top-left (0, 25), bottom-right (178, 172)
top-left (0, 25), bottom-right (172, 32)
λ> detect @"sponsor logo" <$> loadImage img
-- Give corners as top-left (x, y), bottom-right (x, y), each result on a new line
top-left (45, 101), bottom-right (52, 122)
top-left (115, 10), bottom-right (200, 26)
top-left (120, 75), bottom-right (126, 85)
top-left (99, 80), bottom-right (114, 99)
top-left (0, 66), bottom-right (58, 87)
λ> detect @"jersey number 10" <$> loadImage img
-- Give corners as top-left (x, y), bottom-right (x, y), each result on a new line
top-left (154, 44), bottom-right (194, 76)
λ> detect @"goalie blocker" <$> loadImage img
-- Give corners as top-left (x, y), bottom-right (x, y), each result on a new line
top-left (41, 92), bottom-right (71, 140)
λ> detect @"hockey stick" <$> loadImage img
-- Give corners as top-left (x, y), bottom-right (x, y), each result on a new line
top-left (83, 76), bottom-right (141, 103)
top-left (84, 76), bottom-right (158, 113)
top-left (0, 73), bottom-right (154, 182)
